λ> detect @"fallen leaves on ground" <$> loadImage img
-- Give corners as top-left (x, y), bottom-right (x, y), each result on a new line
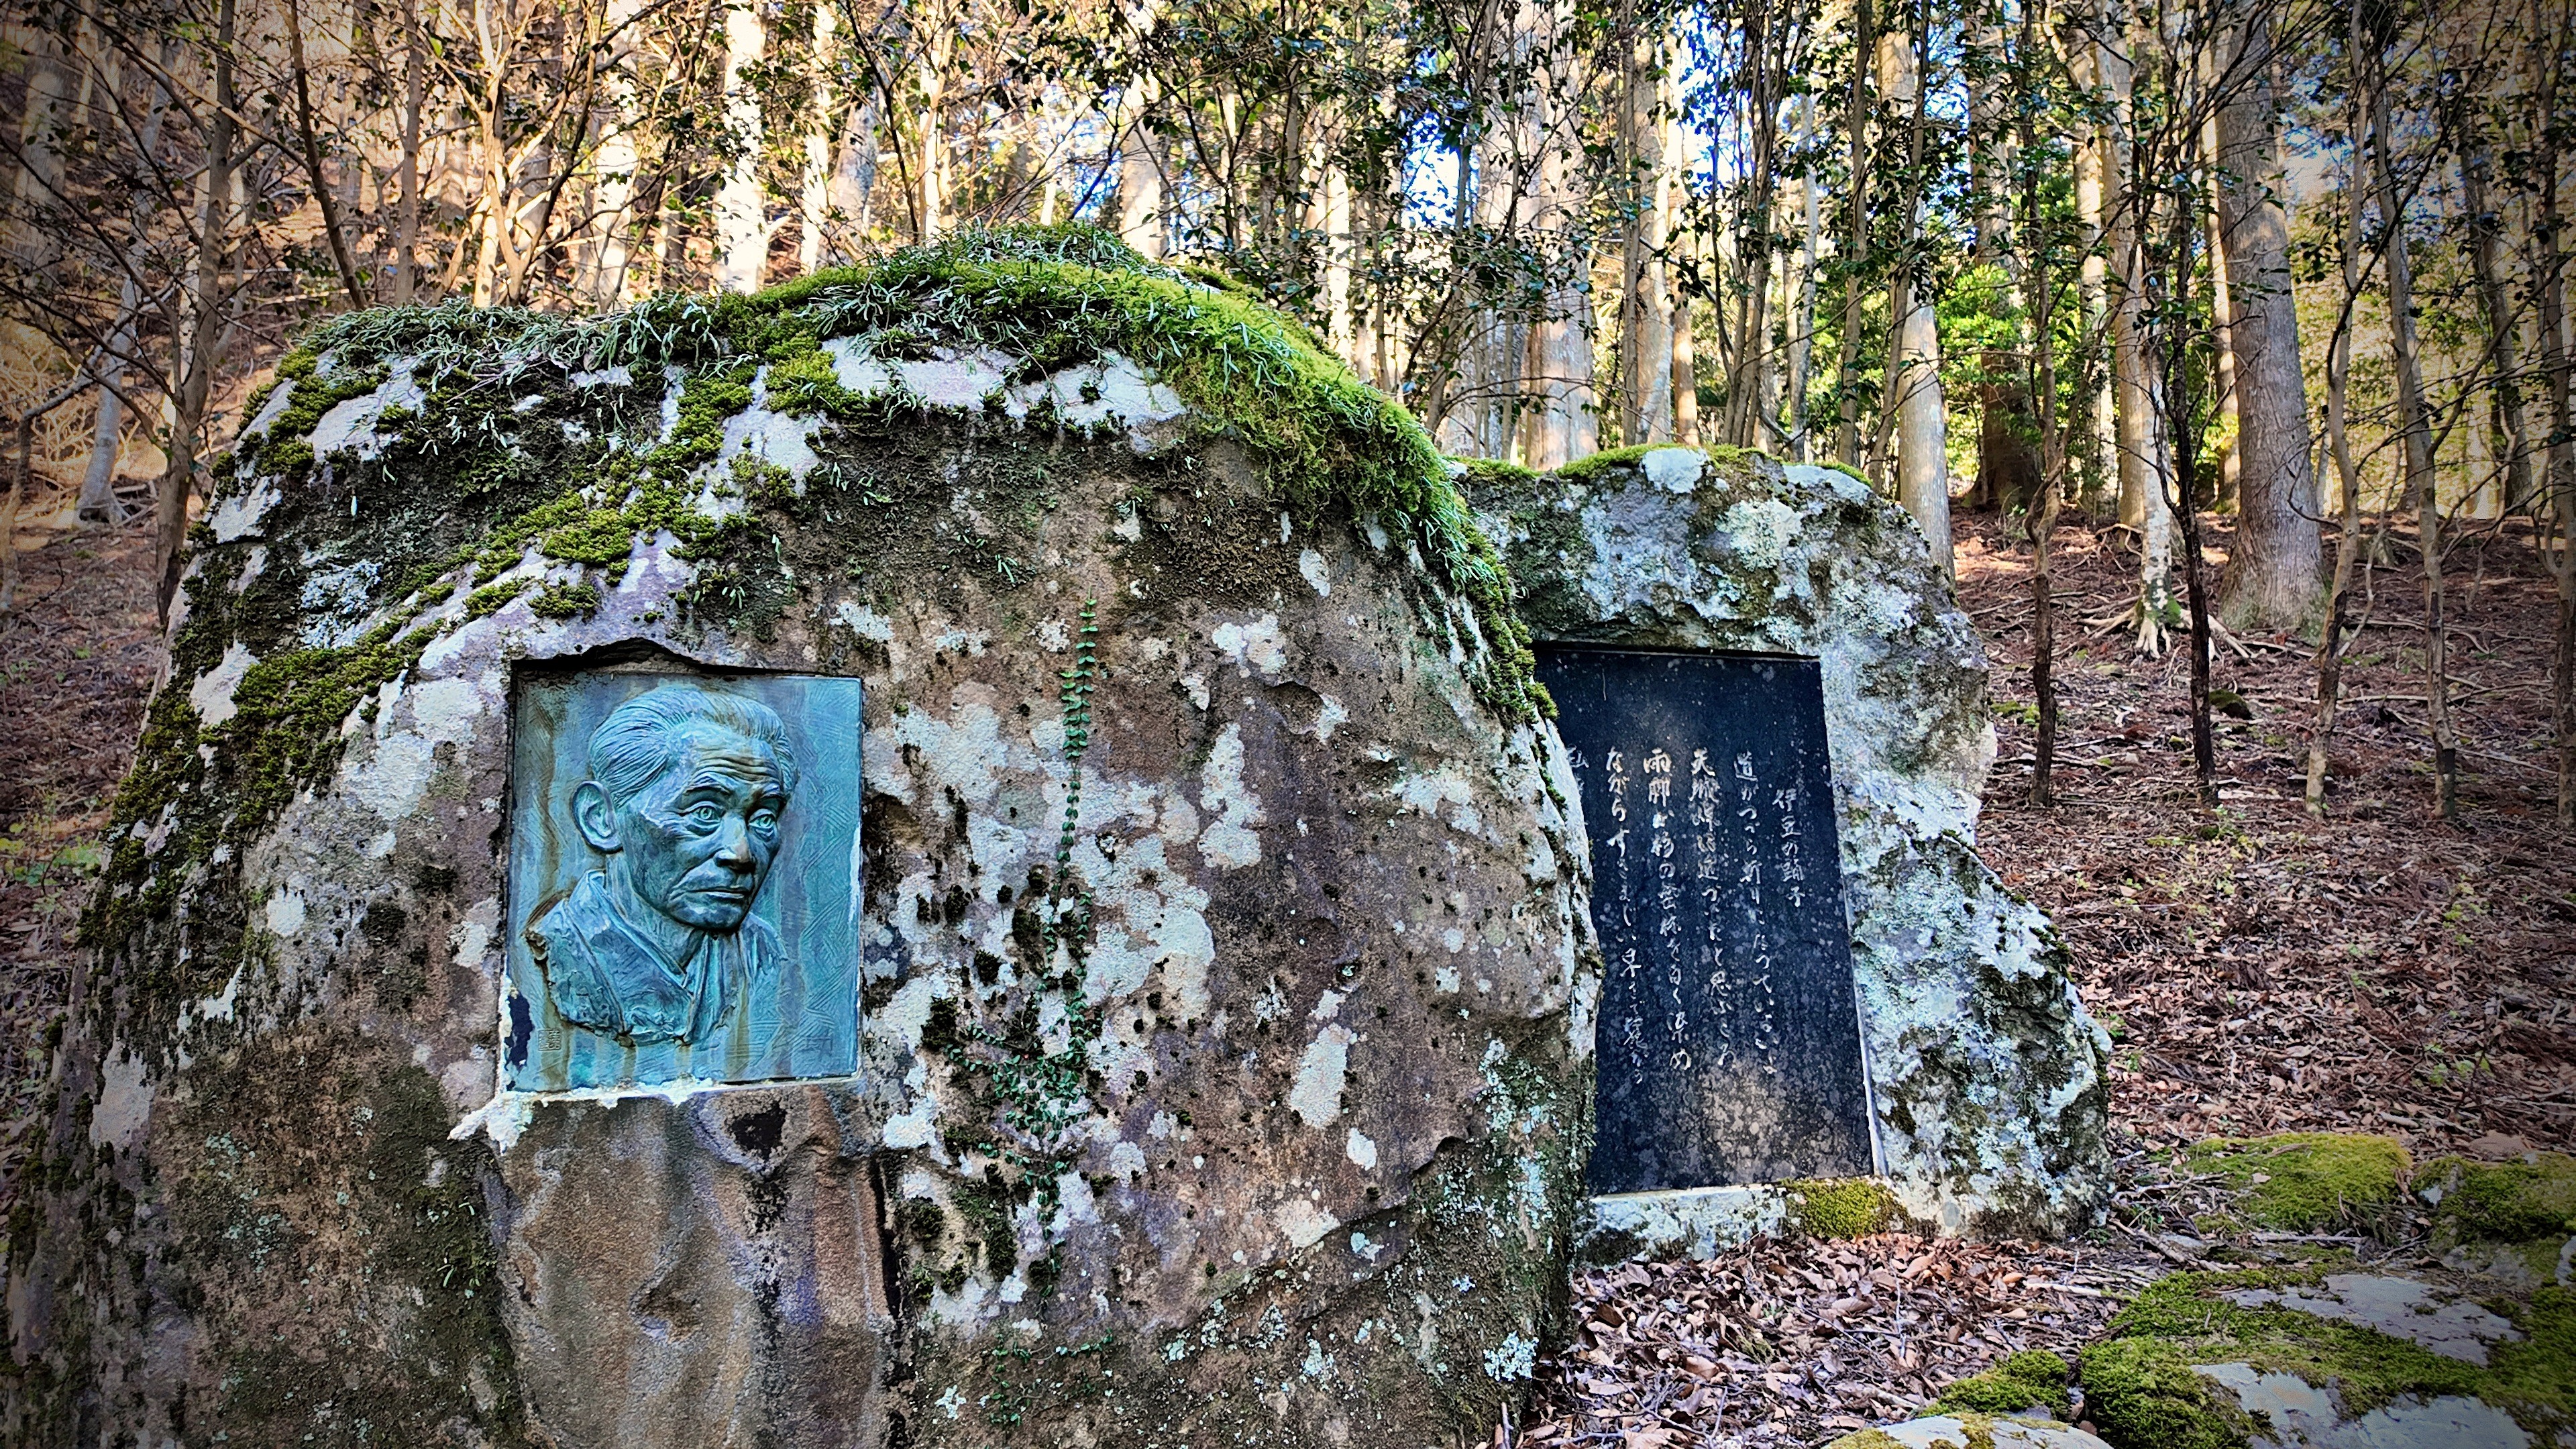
top-left (1519, 1232), bottom-right (2157, 1447)
top-left (1955, 513), bottom-right (2575, 1161)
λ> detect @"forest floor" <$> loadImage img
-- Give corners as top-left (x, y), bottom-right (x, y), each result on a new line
top-left (1, 486), bottom-right (2571, 1446)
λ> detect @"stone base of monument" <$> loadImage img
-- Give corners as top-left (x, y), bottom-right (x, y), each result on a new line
top-left (1461, 446), bottom-right (2112, 1245)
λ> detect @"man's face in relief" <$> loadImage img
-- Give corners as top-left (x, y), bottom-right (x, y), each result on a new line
top-left (580, 723), bottom-right (790, 933)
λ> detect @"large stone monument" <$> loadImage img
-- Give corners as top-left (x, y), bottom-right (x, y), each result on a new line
top-left (1461, 447), bottom-right (2110, 1248)
top-left (6, 229), bottom-right (1599, 1446)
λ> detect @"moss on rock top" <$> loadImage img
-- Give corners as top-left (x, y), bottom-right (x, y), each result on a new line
top-left (2184, 1132), bottom-right (2410, 1235)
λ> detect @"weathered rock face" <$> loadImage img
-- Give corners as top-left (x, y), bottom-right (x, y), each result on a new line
top-left (1460, 447), bottom-right (2108, 1238)
top-left (7, 231), bottom-right (1599, 1446)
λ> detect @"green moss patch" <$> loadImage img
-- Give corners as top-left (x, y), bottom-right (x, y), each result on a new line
top-left (1786, 1177), bottom-right (1897, 1239)
top-left (2075, 1263), bottom-right (2574, 1449)
top-left (2078, 1336), bottom-right (2257, 1449)
top-left (1933, 1349), bottom-right (2072, 1419)
top-left (2419, 1153), bottom-right (2576, 1250)
top-left (2185, 1132), bottom-right (2410, 1234)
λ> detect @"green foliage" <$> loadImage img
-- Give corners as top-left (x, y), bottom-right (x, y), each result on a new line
top-left (2185, 1132), bottom-right (2410, 1234)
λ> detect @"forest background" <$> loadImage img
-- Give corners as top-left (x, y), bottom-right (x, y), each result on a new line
top-left (2, 0), bottom-right (2575, 1171)
top-left (2, 0), bottom-right (2575, 1434)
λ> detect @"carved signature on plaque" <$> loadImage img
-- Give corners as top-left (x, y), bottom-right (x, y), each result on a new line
top-left (526, 686), bottom-right (800, 1047)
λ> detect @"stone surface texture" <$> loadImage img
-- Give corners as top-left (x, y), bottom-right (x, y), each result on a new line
top-left (1461, 449), bottom-right (2109, 1239)
top-left (1827, 1412), bottom-right (2114, 1449)
top-left (5, 237), bottom-right (1597, 1446)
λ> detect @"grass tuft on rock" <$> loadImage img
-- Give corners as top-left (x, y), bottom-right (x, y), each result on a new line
top-left (2184, 1132), bottom-right (2410, 1234)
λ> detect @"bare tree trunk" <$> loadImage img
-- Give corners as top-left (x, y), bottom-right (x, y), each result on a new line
top-left (393, 0), bottom-right (425, 303)
top-left (2368, 58), bottom-right (2457, 819)
top-left (714, 0), bottom-right (769, 290)
top-left (160, 0), bottom-right (237, 615)
top-left (2021, 0), bottom-right (2064, 805)
top-left (2063, 30), bottom-right (2117, 511)
top-left (1783, 110), bottom-right (1821, 460)
top-left (77, 56), bottom-right (174, 527)
top-left (1523, 9), bottom-right (1595, 469)
top-left (1116, 76), bottom-right (1165, 258)
top-left (1881, 18), bottom-right (1950, 574)
top-left (2527, 13), bottom-right (2574, 825)
top-left (8, 20), bottom-right (72, 268)
top-left (1617, 38), bottom-right (1676, 446)
top-left (2214, 12), bottom-right (2322, 630)
top-left (2308, 67), bottom-right (2373, 818)
top-left (1833, 0), bottom-right (1874, 468)
top-left (2461, 143), bottom-right (2536, 519)
top-left (285, 0), bottom-right (369, 308)
top-left (798, 0), bottom-right (839, 274)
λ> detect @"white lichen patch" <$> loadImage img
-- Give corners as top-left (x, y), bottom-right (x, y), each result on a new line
top-left (1288, 1024), bottom-right (1354, 1127)
top-left (1642, 447), bottom-right (1704, 493)
top-left (1298, 549), bottom-right (1333, 596)
top-left (1003, 352), bottom-right (1188, 453)
top-left (1273, 1196), bottom-right (1339, 1249)
top-left (207, 480), bottom-right (282, 543)
top-left (187, 642), bottom-right (258, 727)
top-left (1210, 612), bottom-right (1290, 682)
top-left (1196, 723), bottom-right (1265, 869)
top-left (1721, 497), bottom-right (1804, 568)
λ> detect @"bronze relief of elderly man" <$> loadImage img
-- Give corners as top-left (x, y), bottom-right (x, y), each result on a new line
top-left (527, 685), bottom-right (799, 1048)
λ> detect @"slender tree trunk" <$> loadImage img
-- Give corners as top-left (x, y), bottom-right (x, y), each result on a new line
top-left (160, 0), bottom-right (237, 615)
top-left (394, 0), bottom-right (425, 303)
top-left (2461, 144), bottom-right (2536, 519)
top-left (798, 0), bottom-right (839, 274)
top-left (2369, 60), bottom-right (2457, 818)
top-left (2214, 13), bottom-right (2322, 630)
top-left (2526, 15), bottom-right (2574, 825)
top-left (77, 60), bottom-right (173, 527)
top-left (2062, 28), bottom-right (2116, 511)
top-left (2022, 1), bottom-right (2064, 805)
top-left (2307, 81), bottom-right (2373, 817)
top-left (1834, 0), bottom-right (1874, 469)
top-left (285, 0), bottom-right (368, 308)
top-left (1784, 113), bottom-right (1821, 460)
top-left (8, 21), bottom-right (72, 268)
top-left (1619, 37), bottom-right (1676, 446)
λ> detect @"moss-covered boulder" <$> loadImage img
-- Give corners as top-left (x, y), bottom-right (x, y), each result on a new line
top-left (5, 227), bottom-right (1599, 1447)
top-left (2185, 1132), bottom-right (2412, 1237)
top-left (2420, 1151), bottom-right (2576, 1287)
top-left (1460, 449), bottom-right (2108, 1242)
top-left (2076, 1264), bottom-right (2571, 1448)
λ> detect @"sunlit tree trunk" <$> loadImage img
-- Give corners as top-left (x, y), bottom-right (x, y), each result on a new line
top-left (714, 0), bottom-right (771, 291)
top-left (1879, 21), bottom-right (1950, 574)
top-left (8, 21), bottom-right (71, 268)
top-left (2522, 5), bottom-right (2573, 824)
top-left (393, 0), bottom-right (426, 303)
top-left (77, 57), bottom-right (173, 527)
top-left (1116, 71), bottom-right (1165, 258)
top-left (2097, 12), bottom-right (2173, 647)
top-left (1323, 162), bottom-right (1355, 365)
top-left (2214, 13), bottom-right (2322, 630)
top-left (1523, 7), bottom-right (1596, 469)
top-left (1617, 36), bottom-right (1676, 446)
top-left (2065, 35), bottom-right (2117, 510)
top-left (2306, 80), bottom-right (2371, 818)
top-left (796, 0), bottom-right (840, 274)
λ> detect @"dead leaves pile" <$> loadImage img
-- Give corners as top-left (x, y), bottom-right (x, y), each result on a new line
top-left (1517, 1232), bottom-right (2155, 1447)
